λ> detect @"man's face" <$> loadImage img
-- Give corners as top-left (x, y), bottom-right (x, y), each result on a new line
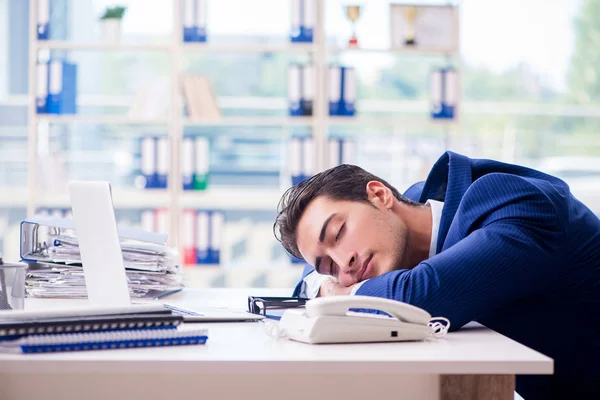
top-left (295, 193), bottom-right (408, 287)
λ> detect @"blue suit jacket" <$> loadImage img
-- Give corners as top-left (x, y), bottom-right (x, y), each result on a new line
top-left (294, 151), bottom-right (600, 400)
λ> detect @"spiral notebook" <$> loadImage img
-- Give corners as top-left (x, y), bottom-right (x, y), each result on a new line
top-left (0, 328), bottom-right (209, 354)
top-left (0, 313), bottom-right (184, 341)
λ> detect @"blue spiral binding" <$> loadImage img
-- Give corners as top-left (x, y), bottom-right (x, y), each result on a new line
top-left (17, 329), bottom-right (208, 353)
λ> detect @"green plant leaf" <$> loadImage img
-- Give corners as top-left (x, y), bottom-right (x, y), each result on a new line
top-left (100, 5), bottom-right (127, 20)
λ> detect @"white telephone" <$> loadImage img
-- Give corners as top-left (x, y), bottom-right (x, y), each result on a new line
top-left (278, 296), bottom-right (449, 344)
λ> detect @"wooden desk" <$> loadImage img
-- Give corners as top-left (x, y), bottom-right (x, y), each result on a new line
top-left (0, 289), bottom-right (552, 400)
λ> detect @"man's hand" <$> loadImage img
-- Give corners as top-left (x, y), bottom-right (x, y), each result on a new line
top-left (317, 278), bottom-right (355, 297)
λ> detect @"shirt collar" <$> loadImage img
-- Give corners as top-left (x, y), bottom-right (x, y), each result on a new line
top-left (425, 199), bottom-right (444, 258)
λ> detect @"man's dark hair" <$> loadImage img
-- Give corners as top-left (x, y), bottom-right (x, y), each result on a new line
top-left (273, 164), bottom-right (419, 260)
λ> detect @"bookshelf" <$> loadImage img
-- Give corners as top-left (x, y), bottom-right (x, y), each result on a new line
top-left (181, 42), bottom-right (316, 53)
top-left (35, 115), bottom-right (170, 125)
top-left (0, 186), bottom-right (284, 211)
top-left (183, 116), bottom-right (314, 127)
top-left (25, 0), bottom-right (460, 273)
top-left (35, 41), bottom-right (172, 51)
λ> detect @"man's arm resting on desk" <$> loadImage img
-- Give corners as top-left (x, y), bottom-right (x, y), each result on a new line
top-left (300, 271), bottom-right (333, 299)
top-left (301, 271), bottom-right (367, 298)
top-left (357, 175), bottom-right (566, 330)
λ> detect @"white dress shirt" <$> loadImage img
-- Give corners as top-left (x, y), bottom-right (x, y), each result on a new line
top-left (300, 200), bottom-right (444, 298)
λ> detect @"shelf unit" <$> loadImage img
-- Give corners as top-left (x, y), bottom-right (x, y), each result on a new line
top-left (35, 41), bottom-right (172, 51)
top-left (35, 115), bottom-right (170, 125)
top-left (181, 42), bottom-right (316, 53)
top-left (25, 0), bottom-right (460, 259)
top-left (183, 116), bottom-right (314, 127)
top-left (1, 186), bottom-right (284, 211)
top-left (26, 0), bottom-right (325, 249)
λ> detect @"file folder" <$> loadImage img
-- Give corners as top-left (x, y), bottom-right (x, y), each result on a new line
top-left (430, 67), bottom-right (458, 120)
top-left (140, 137), bottom-right (156, 189)
top-left (290, 0), bottom-right (302, 42)
top-left (301, 0), bottom-right (315, 43)
top-left (301, 64), bottom-right (314, 116)
top-left (287, 64), bottom-right (302, 116)
top-left (208, 211), bottom-right (224, 264)
top-left (328, 65), bottom-right (341, 116)
top-left (182, 136), bottom-right (194, 190)
top-left (182, 0), bottom-right (207, 42)
top-left (194, 0), bottom-right (207, 42)
top-left (196, 211), bottom-right (210, 264)
top-left (37, 0), bottom-right (50, 40)
top-left (156, 137), bottom-right (169, 189)
top-left (340, 66), bottom-right (356, 116)
top-left (36, 62), bottom-right (48, 113)
top-left (194, 136), bottom-right (210, 190)
top-left (181, 209), bottom-right (197, 265)
top-left (182, 0), bottom-right (196, 42)
top-left (290, 0), bottom-right (315, 43)
top-left (47, 59), bottom-right (77, 115)
top-left (289, 136), bottom-right (315, 185)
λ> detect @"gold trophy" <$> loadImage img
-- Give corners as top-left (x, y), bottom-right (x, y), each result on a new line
top-left (344, 5), bottom-right (362, 47)
top-left (403, 6), bottom-right (418, 46)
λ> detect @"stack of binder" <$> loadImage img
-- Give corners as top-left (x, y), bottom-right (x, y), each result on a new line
top-left (182, 0), bottom-right (207, 42)
top-left (328, 137), bottom-right (357, 168)
top-left (0, 305), bottom-right (208, 354)
top-left (328, 65), bottom-right (356, 116)
top-left (140, 208), bottom-right (224, 266)
top-left (289, 136), bottom-right (315, 185)
top-left (37, 0), bottom-right (51, 40)
top-left (139, 136), bottom-right (210, 190)
top-left (287, 63), bottom-right (314, 116)
top-left (430, 67), bottom-right (458, 120)
top-left (141, 209), bottom-right (170, 237)
top-left (20, 216), bottom-right (183, 299)
top-left (139, 136), bottom-right (169, 189)
top-left (290, 0), bottom-right (315, 43)
top-left (36, 59), bottom-right (78, 115)
top-left (182, 136), bottom-right (210, 191)
top-left (185, 209), bottom-right (224, 265)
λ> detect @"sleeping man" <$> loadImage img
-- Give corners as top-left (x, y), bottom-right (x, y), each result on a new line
top-left (273, 151), bottom-right (600, 400)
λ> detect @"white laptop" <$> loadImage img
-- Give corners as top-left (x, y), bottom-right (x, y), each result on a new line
top-left (67, 180), bottom-right (263, 323)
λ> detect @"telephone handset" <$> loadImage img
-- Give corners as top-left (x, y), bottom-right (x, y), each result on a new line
top-left (306, 296), bottom-right (432, 325)
top-left (278, 296), bottom-right (449, 344)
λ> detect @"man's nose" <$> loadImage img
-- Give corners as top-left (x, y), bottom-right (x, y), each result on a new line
top-left (331, 248), bottom-right (358, 274)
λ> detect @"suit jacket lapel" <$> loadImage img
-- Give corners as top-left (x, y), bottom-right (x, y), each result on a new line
top-left (419, 151), bottom-right (473, 253)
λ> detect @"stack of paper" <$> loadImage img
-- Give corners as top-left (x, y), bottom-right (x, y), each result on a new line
top-left (21, 218), bottom-right (184, 299)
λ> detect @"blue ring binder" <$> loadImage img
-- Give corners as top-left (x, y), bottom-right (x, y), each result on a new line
top-left (11, 328), bottom-right (209, 353)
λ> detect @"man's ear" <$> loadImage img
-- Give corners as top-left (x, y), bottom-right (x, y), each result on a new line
top-left (366, 181), bottom-right (394, 209)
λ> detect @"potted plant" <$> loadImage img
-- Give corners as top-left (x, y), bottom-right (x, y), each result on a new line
top-left (99, 6), bottom-right (127, 43)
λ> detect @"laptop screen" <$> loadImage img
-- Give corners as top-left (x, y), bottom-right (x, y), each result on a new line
top-left (68, 181), bottom-right (132, 307)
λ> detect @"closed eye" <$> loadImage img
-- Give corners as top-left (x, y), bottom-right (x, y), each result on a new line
top-left (335, 223), bottom-right (345, 241)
